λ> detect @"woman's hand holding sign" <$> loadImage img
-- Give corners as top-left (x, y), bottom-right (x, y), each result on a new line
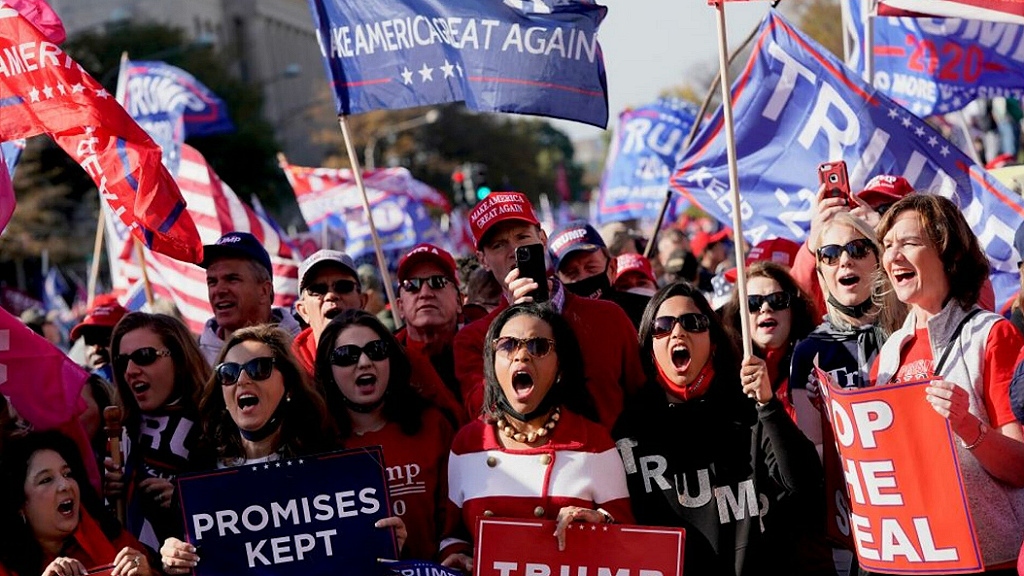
top-left (160, 538), bottom-right (198, 575)
top-left (925, 380), bottom-right (974, 437)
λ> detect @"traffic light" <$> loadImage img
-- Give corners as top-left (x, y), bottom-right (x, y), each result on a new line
top-left (451, 169), bottom-right (466, 206)
top-left (467, 163), bottom-right (489, 202)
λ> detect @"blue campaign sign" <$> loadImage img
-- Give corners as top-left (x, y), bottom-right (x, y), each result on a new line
top-left (326, 191), bottom-right (441, 260)
top-left (176, 448), bottom-right (398, 576)
top-left (1, 138), bottom-right (25, 176)
top-left (307, 0), bottom-right (609, 127)
top-left (120, 60), bottom-right (234, 175)
top-left (846, 1), bottom-right (1024, 116)
top-left (597, 97), bottom-right (698, 224)
top-left (671, 10), bottom-right (1024, 306)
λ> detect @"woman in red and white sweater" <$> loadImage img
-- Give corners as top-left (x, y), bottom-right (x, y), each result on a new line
top-left (440, 303), bottom-right (633, 573)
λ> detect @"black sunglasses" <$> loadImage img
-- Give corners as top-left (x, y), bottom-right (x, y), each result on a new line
top-left (305, 279), bottom-right (358, 297)
top-left (652, 313), bottom-right (711, 338)
top-left (747, 291), bottom-right (792, 311)
top-left (331, 340), bottom-right (390, 367)
top-left (401, 275), bottom-right (451, 294)
top-left (816, 238), bottom-right (877, 266)
top-left (216, 357), bottom-right (277, 386)
top-left (114, 347), bottom-right (171, 372)
top-left (492, 336), bottom-right (557, 358)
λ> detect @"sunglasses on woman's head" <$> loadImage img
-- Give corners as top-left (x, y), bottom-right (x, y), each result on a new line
top-left (492, 336), bottom-right (556, 358)
top-left (747, 291), bottom-right (792, 311)
top-left (216, 357), bottom-right (276, 386)
top-left (114, 347), bottom-right (171, 372)
top-left (652, 313), bottom-right (710, 338)
top-left (400, 275), bottom-right (451, 294)
top-left (331, 340), bottom-right (390, 367)
top-left (304, 279), bottom-right (358, 297)
top-left (816, 238), bottom-right (877, 266)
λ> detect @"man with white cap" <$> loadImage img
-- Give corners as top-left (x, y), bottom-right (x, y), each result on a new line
top-left (452, 192), bottom-right (645, 428)
top-left (291, 249), bottom-right (366, 374)
top-left (198, 231), bottom-right (301, 365)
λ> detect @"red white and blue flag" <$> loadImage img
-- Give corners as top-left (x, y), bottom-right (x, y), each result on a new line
top-left (307, 0), bottom-right (610, 127)
top-left (0, 2), bottom-right (204, 263)
top-left (878, 0), bottom-right (1024, 24)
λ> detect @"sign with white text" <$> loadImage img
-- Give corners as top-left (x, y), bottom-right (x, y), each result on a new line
top-left (176, 448), bottom-right (398, 576)
top-left (474, 519), bottom-right (684, 576)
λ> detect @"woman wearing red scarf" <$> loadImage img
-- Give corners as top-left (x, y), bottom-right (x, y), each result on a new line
top-left (0, 431), bottom-right (154, 576)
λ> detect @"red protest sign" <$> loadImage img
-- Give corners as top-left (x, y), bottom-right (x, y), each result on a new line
top-left (817, 373), bottom-right (982, 573)
top-left (474, 519), bottom-right (684, 576)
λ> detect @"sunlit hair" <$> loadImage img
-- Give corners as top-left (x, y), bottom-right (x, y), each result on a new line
top-left (722, 261), bottom-right (817, 352)
top-left (638, 281), bottom-right (740, 391)
top-left (0, 431), bottom-right (119, 576)
top-left (200, 324), bottom-right (334, 462)
top-left (875, 194), bottom-right (988, 309)
top-left (110, 313), bottom-right (209, 427)
top-left (314, 309), bottom-right (426, 439)
top-left (814, 212), bottom-right (907, 335)
top-left (482, 302), bottom-right (598, 423)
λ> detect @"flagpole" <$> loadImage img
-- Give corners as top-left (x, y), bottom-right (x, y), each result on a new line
top-left (87, 207), bottom-right (104, 307)
top-left (864, 2), bottom-right (875, 84)
top-left (336, 115), bottom-right (403, 330)
top-left (713, 0), bottom-right (753, 360)
top-left (643, 7), bottom-right (771, 260)
top-left (133, 240), bottom-right (156, 307)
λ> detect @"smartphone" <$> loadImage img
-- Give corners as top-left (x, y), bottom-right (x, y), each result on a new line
top-left (818, 160), bottom-right (851, 206)
top-left (515, 243), bottom-right (549, 303)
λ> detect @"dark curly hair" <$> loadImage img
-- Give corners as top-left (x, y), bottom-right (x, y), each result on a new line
top-left (199, 324), bottom-right (335, 463)
top-left (315, 309), bottom-right (428, 439)
top-left (0, 431), bottom-right (120, 576)
top-left (481, 302), bottom-right (599, 423)
top-left (875, 194), bottom-right (988, 310)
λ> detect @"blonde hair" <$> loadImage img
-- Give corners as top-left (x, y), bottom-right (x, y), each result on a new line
top-left (814, 212), bottom-right (907, 335)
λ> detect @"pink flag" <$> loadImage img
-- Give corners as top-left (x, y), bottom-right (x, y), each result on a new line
top-left (0, 306), bottom-right (100, 489)
top-left (877, 0), bottom-right (1024, 24)
top-left (6, 0), bottom-right (65, 43)
top-left (0, 145), bottom-right (12, 233)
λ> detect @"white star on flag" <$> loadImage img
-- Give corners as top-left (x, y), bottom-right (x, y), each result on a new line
top-left (901, 116), bottom-right (912, 128)
top-left (42, 85), bottom-right (53, 99)
top-left (888, 108), bottom-right (900, 119)
top-left (71, 83), bottom-right (84, 94)
top-left (440, 60), bottom-right (455, 79)
top-left (914, 127), bottom-right (925, 137)
top-left (400, 67), bottom-right (413, 85)
top-left (95, 89), bottom-right (109, 98)
top-left (57, 84), bottom-right (66, 95)
top-left (952, 97), bottom-right (962, 107)
top-left (418, 63), bottom-right (434, 82)
top-left (940, 145), bottom-right (950, 157)
top-left (928, 136), bottom-right (938, 147)
top-left (28, 87), bottom-right (39, 102)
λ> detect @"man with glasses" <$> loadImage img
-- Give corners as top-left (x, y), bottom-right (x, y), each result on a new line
top-left (199, 232), bottom-right (301, 366)
top-left (292, 250), bottom-right (366, 374)
top-left (70, 294), bottom-right (127, 381)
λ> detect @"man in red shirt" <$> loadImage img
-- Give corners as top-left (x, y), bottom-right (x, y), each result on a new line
top-left (291, 250), bottom-right (365, 374)
top-left (453, 192), bottom-right (645, 428)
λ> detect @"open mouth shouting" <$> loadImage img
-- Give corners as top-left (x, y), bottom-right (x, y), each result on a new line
top-left (837, 272), bottom-right (861, 288)
top-left (130, 380), bottom-right (151, 396)
top-left (510, 369), bottom-right (535, 401)
top-left (756, 317), bottom-right (779, 332)
top-left (57, 497), bottom-right (76, 519)
top-left (891, 268), bottom-right (916, 287)
top-left (670, 344), bottom-right (691, 374)
top-left (354, 373), bottom-right (378, 395)
top-left (236, 392), bottom-right (260, 414)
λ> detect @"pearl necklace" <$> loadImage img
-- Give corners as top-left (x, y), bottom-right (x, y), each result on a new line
top-left (497, 407), bottom-right (561, 444)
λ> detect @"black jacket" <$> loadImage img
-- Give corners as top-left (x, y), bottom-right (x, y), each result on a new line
top-left (613, 381), bottom-right (829, 576)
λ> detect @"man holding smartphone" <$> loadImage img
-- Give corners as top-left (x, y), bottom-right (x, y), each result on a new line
top-left (452, 192), bottom-right (645, 428)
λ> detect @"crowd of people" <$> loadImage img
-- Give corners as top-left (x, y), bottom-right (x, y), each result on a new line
top-left (3, 179), bottom-right (1024, 576)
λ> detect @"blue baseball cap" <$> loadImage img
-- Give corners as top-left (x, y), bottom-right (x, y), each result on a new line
top-left (549, 220), bottom-right (606, 270)
top-left (200, 232), bottom-right (273, 275)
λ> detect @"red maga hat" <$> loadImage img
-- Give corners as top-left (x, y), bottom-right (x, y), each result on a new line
top-left (468, 192), bottom-right (539, 249)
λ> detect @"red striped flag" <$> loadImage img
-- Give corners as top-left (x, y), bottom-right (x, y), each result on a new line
top-left (877, 0), bottom-right (1024, 23)
top-left (108, 145), bottom-right (299, 333)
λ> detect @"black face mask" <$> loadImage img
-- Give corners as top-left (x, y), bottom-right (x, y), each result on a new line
top-left (564, 268), bottom-right (612, 300)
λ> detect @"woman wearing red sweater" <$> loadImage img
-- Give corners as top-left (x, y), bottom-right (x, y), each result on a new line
top-left (440, 302), bottom-right (634, 573)
top-left (315, 309), bottom-right (453, 562)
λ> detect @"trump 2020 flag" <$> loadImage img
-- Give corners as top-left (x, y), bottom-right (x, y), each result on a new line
top-left (597, 97), bottom-right (698, 224)
top-left (671, 10), bottom-right (1024, 306)
top-left (307, 0), bottom-right (610, 128)
top-left (118, 60), bottom-right (235, 176)
top-left (847, 6), bottom-right (1024, 116)
top-left (0, 2), bottom-right (204, 263)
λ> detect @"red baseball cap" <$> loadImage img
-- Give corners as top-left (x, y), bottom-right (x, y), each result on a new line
top-left (724, 238), bottom-right (801, 283)
top-left (614, 253), bottom-right (656, 286)
top-left (856, 175), bottom-right (913, 210)
top-left (397, 243), bottom-right (459, 286)
top-left (468, 192), bottom-right (540, 249)
top-left (690, 229), bottom-right (730, 256)
top-left (70, 294), bottom-right (128, 341)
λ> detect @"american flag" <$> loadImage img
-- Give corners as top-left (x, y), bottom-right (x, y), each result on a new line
top-left (108, 145), bottom-right (299, 333)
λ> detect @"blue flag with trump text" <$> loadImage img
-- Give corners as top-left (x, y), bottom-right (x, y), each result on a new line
top-left (307, 0), bottom-right (609, 127)
top-left (671, 10), bottom-right (1024, 306)
top-left (597, 97), bottom-right (697, 224)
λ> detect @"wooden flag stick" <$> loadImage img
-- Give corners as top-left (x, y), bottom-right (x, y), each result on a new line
top-left (87, 206), bottom-right (105, 307)
top-left (336, 115), bottom-right (403, 330)
top-left (103, 406), bottom-right (126, 525)
top-left (713, 0), bottom-right (752, 360)
top-left (133, 240), bottom-right (155, 307)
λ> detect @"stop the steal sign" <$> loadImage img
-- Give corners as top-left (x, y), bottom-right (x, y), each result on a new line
top-left (474, 519), bottom-right (684, 576)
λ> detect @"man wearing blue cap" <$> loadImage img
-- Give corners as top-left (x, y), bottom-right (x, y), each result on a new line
top-left (198, 231), bottom-right (301, 365)
top-left (548, 220), bottom-right (650, 328)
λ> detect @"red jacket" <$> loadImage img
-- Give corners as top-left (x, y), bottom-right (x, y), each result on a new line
top-left (452, 294), bottom-right (646, 428)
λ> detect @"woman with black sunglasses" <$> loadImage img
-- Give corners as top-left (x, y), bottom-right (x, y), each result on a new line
top-left (314, 309), bottom-right (452, 562)
top-left (613, 282), bottom-right (823, 576)
top-left (440, 303), bottom-right (633, 574)
top-left (105, 313), bottom-right (210, 552)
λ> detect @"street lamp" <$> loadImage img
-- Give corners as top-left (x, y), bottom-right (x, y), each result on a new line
top-left (364, 109), bottom-right (440, 170)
